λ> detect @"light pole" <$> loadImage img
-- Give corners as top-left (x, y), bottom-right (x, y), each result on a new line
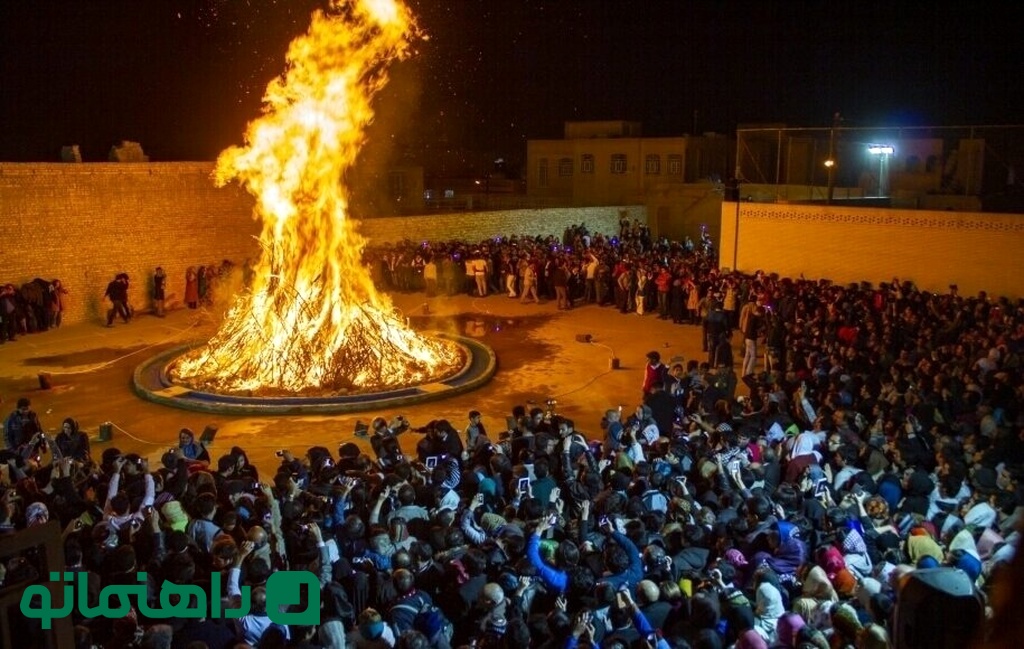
top-left (868, 145), bottom-right (894, 197)
top-left (826, 112), bottom-right (841, 204)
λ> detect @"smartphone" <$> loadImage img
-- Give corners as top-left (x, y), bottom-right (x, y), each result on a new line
top-left (517, 477), bottom-right (530, 493)
top-left (425, 456), bottom-right (438, 470)
top-left (275, 450), bottom-right (286, 457)
top-left (813, 479), bottom-right (828, 498)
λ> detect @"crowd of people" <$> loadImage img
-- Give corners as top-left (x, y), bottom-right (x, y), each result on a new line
top-left (0, 277), bottom-right (67, 341)
top-left (1, 222), bottom-right (1023, 649)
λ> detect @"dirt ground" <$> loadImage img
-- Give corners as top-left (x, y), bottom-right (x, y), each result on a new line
top-left (0, 291), bottom-right (713, 473)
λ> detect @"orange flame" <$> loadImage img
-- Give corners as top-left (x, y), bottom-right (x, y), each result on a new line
top-left (173, 0), bottom-right (460, 394)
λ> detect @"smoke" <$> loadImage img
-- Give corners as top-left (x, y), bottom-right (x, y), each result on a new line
top-left (348, 58), bottom-right (425, 217)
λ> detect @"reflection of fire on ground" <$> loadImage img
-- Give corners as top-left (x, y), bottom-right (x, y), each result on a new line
top-left (465, 319), bottom-right (486, 338)
top-left (171, 0), bottom-right (461, 396)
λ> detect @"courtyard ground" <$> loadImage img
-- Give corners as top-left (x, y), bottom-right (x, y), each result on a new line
top-left (0, 292), bottom-right (712, 473)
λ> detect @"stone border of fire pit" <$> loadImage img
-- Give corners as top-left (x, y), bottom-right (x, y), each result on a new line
top-left (132, 333), bottom-right (496, 415)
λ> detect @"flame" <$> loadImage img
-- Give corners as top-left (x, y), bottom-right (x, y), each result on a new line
top-left (173, 0), bottom-right (460, 394)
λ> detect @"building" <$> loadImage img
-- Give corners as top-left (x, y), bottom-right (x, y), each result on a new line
top-left (526, 121), bottom-right (734, 239)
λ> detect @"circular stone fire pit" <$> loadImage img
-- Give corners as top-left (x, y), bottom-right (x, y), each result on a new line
top-left (133, 333), bottom-right (496, 415)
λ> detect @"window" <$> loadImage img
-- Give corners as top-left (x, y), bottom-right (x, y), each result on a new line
top-left (581, 154), bottom-right (595, 174)
top-left (538, 158), bottom-right (549, 187)
top-left (558, 157), bottom-right (573, 177)
top-left (388, 172), bottom-right (405, 198)
top-left (668, 154), bottom-right (683, 176)
top-left (611, 154), bottom-right (627, 174)
top-left (645, 155), bottom-right (661, 175)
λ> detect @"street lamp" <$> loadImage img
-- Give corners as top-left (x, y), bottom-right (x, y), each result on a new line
top-left (868, 145), bottom-right (894, 197)
top-left (824, 158), bottom-right (835, 204)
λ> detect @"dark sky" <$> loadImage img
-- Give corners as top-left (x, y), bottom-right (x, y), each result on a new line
top-left (0, 1), bottom-right (1018, 169)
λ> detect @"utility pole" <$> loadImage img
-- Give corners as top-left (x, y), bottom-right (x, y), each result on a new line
top-left (826, 112), bottom-right (840, 205)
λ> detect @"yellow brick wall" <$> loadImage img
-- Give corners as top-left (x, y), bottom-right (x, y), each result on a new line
top-left (0, 163), bottom-right (644, 326)
top-left (719, 202), bottom-right (1024, 298)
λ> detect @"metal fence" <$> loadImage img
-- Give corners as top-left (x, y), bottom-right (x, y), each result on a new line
top-left (735, 123), bottom-right (1024, 209)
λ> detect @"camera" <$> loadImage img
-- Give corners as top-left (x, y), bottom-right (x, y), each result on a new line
top-left (275, 450), bottom-right (286, 457)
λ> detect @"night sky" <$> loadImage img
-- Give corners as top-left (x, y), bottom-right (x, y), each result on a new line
top-left (0, 1), bottom-right (1017, 171)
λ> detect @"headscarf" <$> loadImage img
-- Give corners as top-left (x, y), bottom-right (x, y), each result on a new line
top-left (859, 623), bottom-right (889, 649)
top-left (906, 532), bottom-right (943, 565)
top-left (737, 629), bottom-right (768, 649)
top-left (948, 528), bottom-right (983, 581)
top-left (754, 582), bottom-right (784, 643)
top-left (856, 578), bottom-right (883, 615)
top-left (830, 603), bottom-right (863, 641)
top-left (801, 566), bottom-right (838, 602)
top-left (776, 612), bottom-right (805, 648)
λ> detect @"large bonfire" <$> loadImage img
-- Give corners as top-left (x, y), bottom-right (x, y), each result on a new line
top-left (172, 0), bottom-right (461, 395)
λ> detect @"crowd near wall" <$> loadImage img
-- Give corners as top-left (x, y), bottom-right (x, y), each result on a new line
top-left (0, 163), bottom-right (644, 326)
top-left (719, 201), bottom-right (1024, 299)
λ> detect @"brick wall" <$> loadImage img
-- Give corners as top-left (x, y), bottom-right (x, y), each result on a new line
top-left (719, 201), bottom-right (1024, 298)
top-left (0, 163), bottom-right (645, 326)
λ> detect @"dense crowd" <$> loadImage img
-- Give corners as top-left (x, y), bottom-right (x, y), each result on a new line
top-left (1, 222), bottom-right (1023, 649)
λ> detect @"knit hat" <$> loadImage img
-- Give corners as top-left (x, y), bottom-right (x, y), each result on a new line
top-left (478, 476), bottom-right (497, 497)
top-left (161, 500), bottom-right (189, 532)
top-left (359, 620), bottom-right (384, 640)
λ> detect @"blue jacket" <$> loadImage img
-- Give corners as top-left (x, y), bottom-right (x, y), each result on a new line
top-left (526, 532), bottom-right (568, 593)
top-left (597, 532), bottom-right (644, 591)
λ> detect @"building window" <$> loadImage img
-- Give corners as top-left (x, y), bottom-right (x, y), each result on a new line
top-left (668, 154), bottom-right (683, 176)
top-left (581, 154), bottom-right (595, 174)
top-left (645, 155), bottom-right (661, 175)
top-left (388, 172), bottom-right (405, 199)
top-left (610, 154), bottom-right (627, 174)
top-left (558, 157), bottom-right (573, 177)
top-left (538, 158), bottom-right (549, 187)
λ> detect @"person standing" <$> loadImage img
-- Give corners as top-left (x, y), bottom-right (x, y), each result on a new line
top-left (642, 351), bottom-right (669, 396)
top-left (185, 267), bottom-right (199, 309)
top-left (552, 261), bottom-right (570, 310)
top-left (0, 284), bottom-right (19, 342)
top-left (197, 267), bottom-right (209, 305)
top-left (472, 254), bottom-right (488, 297)
top-left (104, 273), bottom-right (130, 327)
top-left (520, 260), bottom-right (539, 304)
top-left (153, 267), bottom-right (167, 317)
top-left (741, 302), bottom-right (764, 378)
top-left (4, 397), bottom-right (41, 450)
top-left (48, 279), bottom-right (68, 328)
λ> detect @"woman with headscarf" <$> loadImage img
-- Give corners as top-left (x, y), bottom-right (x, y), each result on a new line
top-left (838, 526), bottom-right (873, 580)
top-left (752, 582), bottom-right (785, 643)
top-left (905, 527), bottom-right (944, 568)
top-left (946, 526), bottom-right (983, 582)
top-left (793, 565), bottom-right (838, 633)
top-left (55, 417), bottom-right (91, 462)
top-left (752, 520), bottom-right (807, 579)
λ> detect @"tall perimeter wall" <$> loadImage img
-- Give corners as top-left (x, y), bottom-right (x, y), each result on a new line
top-left (719, 202), bottom-right (1024, 298)
top-left (0, 163), bottom-right (644, 325)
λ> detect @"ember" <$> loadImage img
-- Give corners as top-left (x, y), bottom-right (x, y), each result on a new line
top-left (171, 0), bottom-right (462, 395)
